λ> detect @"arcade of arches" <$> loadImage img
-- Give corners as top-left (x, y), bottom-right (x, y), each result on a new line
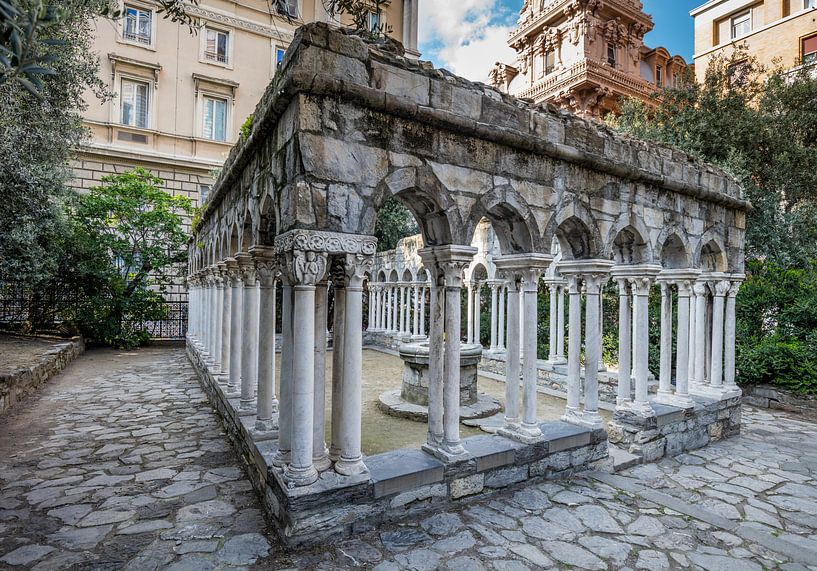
top-left (185, 23), bottom-right (749, 544)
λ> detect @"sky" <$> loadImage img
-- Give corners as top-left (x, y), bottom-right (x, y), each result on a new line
top-left (417, 0), bottom-right (703, 83)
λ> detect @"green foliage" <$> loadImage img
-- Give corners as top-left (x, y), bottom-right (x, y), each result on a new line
top-left (0, 0), bottom-right (109, 286)
top-left (613, 50), bottom-right (817, 266)
top-left (374, 197), bottom-right (419, 252)
top-left (322, 0), bottom-right (393, 38)
top-left (240, 113), bottom-right (254, 141)
top-left (63, 169), bottom-right (193, 348)
top-left (735, 260), bottom-right (817, 393)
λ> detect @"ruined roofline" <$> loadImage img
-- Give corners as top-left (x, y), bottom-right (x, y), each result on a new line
top-left (195, 22), bottom-right (749, 234)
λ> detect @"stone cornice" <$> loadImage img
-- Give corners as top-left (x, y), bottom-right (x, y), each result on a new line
top-left (186, 4), bottom-right (296, 43)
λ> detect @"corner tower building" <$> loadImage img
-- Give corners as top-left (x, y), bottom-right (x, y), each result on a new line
top-left (490, 0), bottom-right (689, 119)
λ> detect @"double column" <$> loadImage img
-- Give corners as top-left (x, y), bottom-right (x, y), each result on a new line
top-left (652, 269), bottom-right (701, 409)
top-left (272, 229), bottom-right (376, 487)
top-left (236, 253), bottom-right (260, 414)
top-left (466, 281), bottom-right (482, 345)
top-left (543, 277), bottom-right (567, 364)
top-left (559, 260), bottom-right (614, 429)
top-left (251, 246), bottom-right (280, 433)
top-left (419, 245), bottom-right (476, 463)
top-left (495, 254), bottom-right (552, 444)
top-left (690, 273), bottom-right (744, 399)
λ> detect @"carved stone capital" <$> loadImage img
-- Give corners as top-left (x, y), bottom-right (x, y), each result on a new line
top-left (273, 229), bottom-right (377, 257)
top-left (287, 250), bottom-right (328, 287)
top-left (235, 252), bottom-right (257, 286)
top-left (713, 280), bottom-right (731, 297)
top-left (345, 253), bottom-right (374, 290)
top-left (629, 275), bottom-right (653, 296)
top-left (693, 281), bottom-right (709, 297)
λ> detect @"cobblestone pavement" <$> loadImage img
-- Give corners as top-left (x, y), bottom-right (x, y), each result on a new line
top-left (2, 348), bottom-right (817, 570)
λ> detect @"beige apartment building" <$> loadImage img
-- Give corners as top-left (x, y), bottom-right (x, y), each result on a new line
top-left (489, 0), bottom-right (690, 119)
top-left (72, 0), bottom-right (419, 209)
top-left (691, 0), bottom-right (817, 80)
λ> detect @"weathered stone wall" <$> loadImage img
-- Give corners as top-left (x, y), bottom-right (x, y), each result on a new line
top-left (743, 385), bottom-right (817, 418)
top-left (188, 342), bottom-right (608, 547)
top-left (608, 397), bottom-right (741, 463)
top-left (0, 336), bottom-right (84, 415)
top-left (191, 23), bottom-right (748, 274)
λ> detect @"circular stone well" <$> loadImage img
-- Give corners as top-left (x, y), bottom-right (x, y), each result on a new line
top-left (378, 341), bottom-right (502, 422)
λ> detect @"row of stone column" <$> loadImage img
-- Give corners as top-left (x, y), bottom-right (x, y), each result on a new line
top-left (368, 282), bottom-right (427, 338)
top-left (188, 245), bottom-right (373, 487)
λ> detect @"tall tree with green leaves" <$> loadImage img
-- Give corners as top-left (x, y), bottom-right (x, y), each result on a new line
top-left (613, 50), bottom-right (817, 266)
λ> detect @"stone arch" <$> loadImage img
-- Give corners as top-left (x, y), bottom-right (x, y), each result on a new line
top-left (402, 268), bottom-right (412, 282)
top-left (697, 238), bottom-right (728, 272)
top-left (470, 262), bottom-right (489, 284)
top-left (377, 269), bottom-right (387, 282)
top-left (372, 165), bottom-right (462, 247)
top-left (228, 223), bottom-right (241, 257)
top-left (257, 191), bottom-right (278, 245)
top-left (466, 188), bottom-right (542, 254)
top-left (545, 202), bottom-right (602, 260)
top-left (610, 225), bottom-right (650, 265)
top-left (659, 232), bottom-right (692, 269)
top-left (388, 269), bottom-right (399, 282)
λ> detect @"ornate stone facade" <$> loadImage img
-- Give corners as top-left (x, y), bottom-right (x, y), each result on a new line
top-left (490, 0), bottom-right (690, 118)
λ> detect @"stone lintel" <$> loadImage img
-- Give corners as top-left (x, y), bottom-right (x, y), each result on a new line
top-left (656, 268), bottom-right (702, 283)
top-left (494, 253), bottom-right (554, 272)
top-left (558, 259), bottom-right (616, 276)
top-left (273, 229), bottom-right (377, 256)
top-left (609, 263), bottom-right (664, 280)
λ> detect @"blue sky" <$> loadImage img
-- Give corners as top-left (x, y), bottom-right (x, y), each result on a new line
top-left (418, 0), bottom-right (703, 82)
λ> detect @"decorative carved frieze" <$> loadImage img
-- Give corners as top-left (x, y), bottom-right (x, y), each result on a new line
top-left (273, 229), bottom-right (378, 256)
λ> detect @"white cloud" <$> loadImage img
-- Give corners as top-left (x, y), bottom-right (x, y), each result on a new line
top-left (418, 0), bottom-right (518, 83)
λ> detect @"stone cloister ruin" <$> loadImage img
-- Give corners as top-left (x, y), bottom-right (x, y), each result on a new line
top-left (186, 24), bottom-right (749, 545)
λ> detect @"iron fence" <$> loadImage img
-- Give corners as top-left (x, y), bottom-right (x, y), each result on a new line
top-left (0, 283), bottom-right (188, 340)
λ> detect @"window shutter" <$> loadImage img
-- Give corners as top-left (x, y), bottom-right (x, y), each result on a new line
top-left (803, 34), bottom-right (817, 55)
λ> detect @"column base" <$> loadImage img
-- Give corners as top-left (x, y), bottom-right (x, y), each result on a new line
top-left (313, 449), bottom-right (332, 472)
top-left (271, 449), bottom-right (291, 468)
top-left (226, 385), bottom-right (240, 397)
top-left (497, 423), bottom-right (544, 444)
top-left (334, 455), bottom-right (368, 477)
top-left (239, 399), bottom-right (256, 416)
top-left (562, 407), bottom-right (604, 429)
top-left (254, 417), bottom-right (278, 432)
top-left (580, 410), bottom-right (605, 430)
top-left (216, 374), bottom-right (230, 385)
top-left (653, 392), bottom-right (696, 409)
top-left (422, 442), bottom-right (469, 463)
top-left (328, 446), bottom-right (341, 463)
top-left (284, 463), bottom-right (319, 487)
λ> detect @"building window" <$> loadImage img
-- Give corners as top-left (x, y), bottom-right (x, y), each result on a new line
top-left (607, 44), bottom-right (616, 66)
top-left (730, 10), bottom-right (751, 39)
top-left (367, 10), bottom-right (381, 33)
top-left (275, 47), bottom-right (286, 65)
top-left (545, 49), bottom-right (556, 74)
top-left (202, 96), bottom-right (228, 141)
top-left (807, 0), bottom-right (816, 9)
top-left (275, 0), bottom-right (299, 18)
top-left (803, 33), bottom-right (817, 64)
top-left (123, 4), bottom-right (152, 45)
top-left (204, 28), bottom-right (229, 64)
top-left (672, 73), bottom-right (680, 87)
top-left (120, 78), bottom-right (149, 128)
top-left (200, 185), bottom-right (211, 204)
top-left (656, 65), bottom-right (663, 86)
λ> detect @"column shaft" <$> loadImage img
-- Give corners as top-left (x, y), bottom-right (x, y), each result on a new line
top-left (272, 283), bottom-right (293, 467)
top-left (658, 282), bottom-right (673, 399)
top-left (564, 277), bottom-right (582, 419)
top-left (228, 276), bottom-right (243, 394)
top-left (330, 282), bottom-right (346, 462)
top-left (426, 278), bottom-right (444, 448)
top-left (556, 285), bottom-right (565, 360)
top-left (616, 279), bottom-right (631, 405)
top-left (548, 284), bottom-right (558, 361)
top-left (313, 283), bottom-right (329, 471)
top-left (490, 285), bottom-right (498, 350)
top-left (504, 280), bottom-right (521, 427)
top-left (256, 272), bottom-right (278, 431)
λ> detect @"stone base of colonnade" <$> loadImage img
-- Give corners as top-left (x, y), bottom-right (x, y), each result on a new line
top-left (608, 395), bottom-right (742, 463)
top-left (186, 340), bottom-right (609, 548)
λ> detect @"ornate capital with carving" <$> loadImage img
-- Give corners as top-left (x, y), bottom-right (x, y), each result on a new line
top-left (273, 229), bottom-right (377, 257)
top-left (676, 280), bottom-right (694, 297)
top-left (693, 281), bottom-right (709, 297)
top-left (224, 257), bottom-right (243, 287)
top-left (235, 253), bottom-right (257, 286)
top-left (628, 275), bottom-right (653, 296)
top-left (345, 253), bottom-right (374, 290)
top-left (288, 250), bottom-right (328, 287)
top-left (713, 280), bottom-right (731, 297)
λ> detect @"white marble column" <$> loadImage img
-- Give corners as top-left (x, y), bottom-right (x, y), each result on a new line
top-left (657, 281), bottom-right (673, 401)
top-left (563, 274), bottom-right (582, 424)
top-left (489, 283), bottom-right (499, 351)
top-left (412, 285), bottom-right (420, 336)
top-left (709, 279), bottom-right (730, 392)
top-left (420, 286), bottom-right (427, 337)
top-left (313, 282), bottom-right (330, 472)
top-left (219, 265), bottom-right (233, 384)
top-left (466, 283), bottom-right (474, 343)
top-left (212, 269), bottom-right (225, 373)
top-left (556, 283), bottom-right (565, 362)
top-left (284, 250), bottom-right (327, 487)
top-left (473, 283), bottom-right (482, 346)
top-left (203, 272), bottom-right (212, 359)
top-left (399, 285), bottom-right (406, 335)
top-left (582, 272), bottom-right (607, 427)
top-left (631, 274), bottom-right (656, 416)
top-left (723, 277), bottom-right (742, 395)
top-left (252, 248), bottom-right (278, 432)
top-left (687, 285), bottom-right (697, 384)
top-left (498, 284), bottom-right (506, 351)
top-left (227, 262), bottom-right (243, 395)
top-left (419, 254), bottom-right (444, 453)
top-left (672, 277), bottom-right (696, 408)
top-left (420, 246), bottom-right (475, 462)
top-left (272, 279), bottom-right (293, 467)
top-left (334, 254), bottom-right (372, 476)
top-left (692, 281), bottom-right (709, 390)
top-left (614, 276), bottom-right (631, 405)
top-left (329, 276), bottom-right (346, 462)
top-left (501, 275), bottom-right (521, 431)
top-left (392, 285), bottom-right (399, 333)
top-left (547, 280), bottom-right (559, 362)
top-left (520, 258), bottom-right (550, 439)
top-left (367, 284), bottom-right (373, 330)
top-left (237, 254), bottom-right (259, 413)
